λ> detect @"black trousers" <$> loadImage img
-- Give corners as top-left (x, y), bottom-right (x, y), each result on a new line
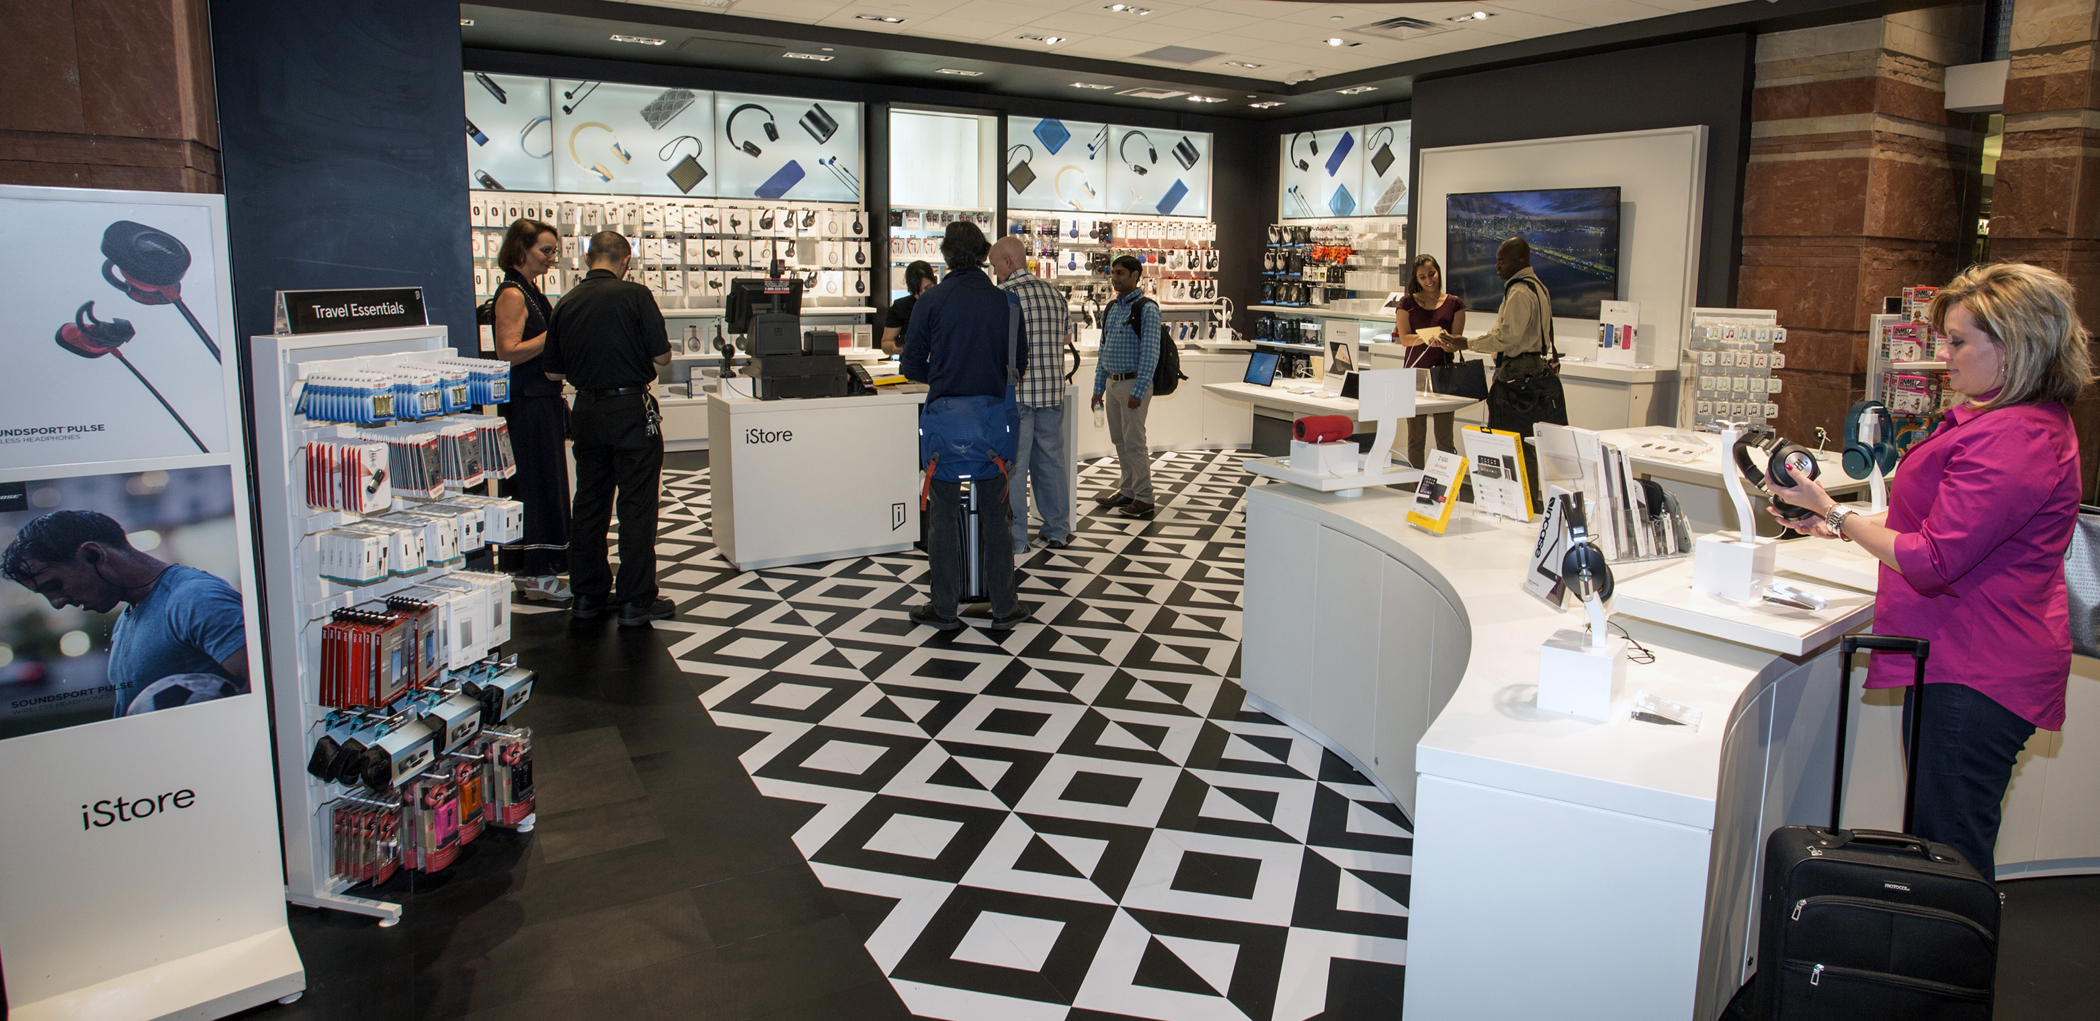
top-left (568, 392), bottom-right (663, 606)
top-left (924, 474), bottom-right (1017, 620)
top-left (1902, 682), bottom-right (2037, 880)
top-left (498, 395), bottom-right (570, 577)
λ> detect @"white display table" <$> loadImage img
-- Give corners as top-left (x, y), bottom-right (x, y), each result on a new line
top-left (1070, 352), bottom-right (1257, 461)
top-left (708, 390), bottom-right (924, 570)
top-left (1241, 485), bottom-right (1857, 1020)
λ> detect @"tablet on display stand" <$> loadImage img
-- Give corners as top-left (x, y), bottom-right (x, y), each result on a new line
top-left (1244, 350), bottom-right (1280, 386)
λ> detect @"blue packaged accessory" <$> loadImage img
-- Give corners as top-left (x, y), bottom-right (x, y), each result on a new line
top-left (1033, 119), bottom-right (1072, 155)
top-left (1325, 131), bottom-right (1355, 177)
top-left (755, 160), bottom-right (805, 199)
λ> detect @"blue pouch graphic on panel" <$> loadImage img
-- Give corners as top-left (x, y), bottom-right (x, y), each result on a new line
top-left (1156, 179), bottom-right (1189, 216)
top-left (755, 160), bottom-right (805, 199)
top-left (1328, 184), bottom-right (1356, 217)
top-left (1033, 119), bottom-right (1071, 155)
top-left (1325, 131), bottom-right (1355, 177)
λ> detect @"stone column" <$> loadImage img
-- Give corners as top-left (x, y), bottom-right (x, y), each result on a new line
top-left (1738, 11), bottom-right (1985, 445)
top-left (1984, 0), bottom-right (2100, 496)
top-left (0, 0), bottom-right (221, 191)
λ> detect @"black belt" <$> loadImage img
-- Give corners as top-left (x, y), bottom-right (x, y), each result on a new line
top-left (1106, 371), bottom-right (1138, 381)
top-left (575, 386), bottom-right (650, 399)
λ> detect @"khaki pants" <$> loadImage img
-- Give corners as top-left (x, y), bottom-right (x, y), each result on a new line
top-left (1104, 376), bottom-right (1153, 504)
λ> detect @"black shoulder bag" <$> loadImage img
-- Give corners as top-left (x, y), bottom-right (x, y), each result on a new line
top-left (1486, 278), bottom-right (1567, 433)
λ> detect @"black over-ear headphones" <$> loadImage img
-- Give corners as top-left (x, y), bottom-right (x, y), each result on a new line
top-left (1288, 131), bottom-right (1320, 172)
top-left (1119, 130), bottom-right (1158, 175)
top-left (1560, 494), bottom-right (1614, 602)
top-left (1732, 426), bottom-right (1822, 521)
top-left (726, 104), bottom-right (779, 158)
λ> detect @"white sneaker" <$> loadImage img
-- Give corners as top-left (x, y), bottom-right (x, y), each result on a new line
top-left (517, 575), bottom-right (573, 602)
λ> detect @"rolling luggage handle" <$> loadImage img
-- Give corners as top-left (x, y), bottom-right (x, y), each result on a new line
top-left (1834, 633), bottom-right (1930, 834)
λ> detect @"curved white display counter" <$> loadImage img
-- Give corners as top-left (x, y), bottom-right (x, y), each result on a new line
top-left (1243, 484), bottom-right (1850, 1020)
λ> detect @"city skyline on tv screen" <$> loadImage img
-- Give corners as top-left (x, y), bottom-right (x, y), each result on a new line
top-left (1445, 187), bottom-right (1621, 320)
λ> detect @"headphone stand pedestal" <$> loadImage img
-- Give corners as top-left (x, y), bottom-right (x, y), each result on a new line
top-left (1692, 531), bottom-right (1777, 602)
top-left (1538, 628), bottom-right (1628, 722)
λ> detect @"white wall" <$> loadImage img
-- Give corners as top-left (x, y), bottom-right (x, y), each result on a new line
top-left (1416, 126), bottom-right (1708, 369)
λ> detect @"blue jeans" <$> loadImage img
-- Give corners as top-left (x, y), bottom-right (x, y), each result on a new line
top-left (1902, 682), bottom-right (2037, 880)
top-left (1011, 402), bottom-right (1071, 553)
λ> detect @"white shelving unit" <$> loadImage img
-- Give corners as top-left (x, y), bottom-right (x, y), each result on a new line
top-left (250, 324), bottom-right (529, 925)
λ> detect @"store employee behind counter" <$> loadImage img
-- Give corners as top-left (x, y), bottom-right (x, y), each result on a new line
top-left (543, 231), bottom-right (675, 628)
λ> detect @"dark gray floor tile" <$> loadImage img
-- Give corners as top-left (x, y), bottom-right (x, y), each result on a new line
top-left (567, 949), bottom-right (742, 1021)
top-left (745, 977), bottom-right (918, 1021)
top-left (713, 915), bottom-right (892, 1018)
top-left (689, 864), bottom-right (845, 948)
top-left (530, 726), bottom-right (648, 812)
top-left (533, 796), bottom-right (667, 864)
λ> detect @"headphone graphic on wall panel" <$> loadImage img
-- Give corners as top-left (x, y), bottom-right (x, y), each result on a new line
top-left (727, 104), bottom-right (780, 158)
top-left (1842, 399), bottom-right (1900, 479)
top-left (1119, 130), bottom-right (1158, 175)
top-left (1731, 425), bottom-right (1822, 521)
top-left (1055, 167), bottom-right (1097, 210)
top-left (520, 116), bottom-right (552, 159)
top-left (1289, 131), bottom-right (1320, 172)
top-left (568, 122), bottom-right (631, 182)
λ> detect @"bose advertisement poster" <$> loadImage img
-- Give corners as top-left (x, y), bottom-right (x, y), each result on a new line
top-left (0, 186), bottom-right (301, 1020)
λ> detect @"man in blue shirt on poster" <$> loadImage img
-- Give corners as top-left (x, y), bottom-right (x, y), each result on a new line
top-left (2, 510), bottom-right (249, 718)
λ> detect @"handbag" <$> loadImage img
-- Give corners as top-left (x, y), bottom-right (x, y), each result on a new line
top-left (1427, 359), bottom-right (1488, 401)
top-left (1486, 278), bottom-right (1568, 433)
top-left (2066, 504), bottom-right (2100, 659)
top-left (918, 291), bottom-right (1023, 488)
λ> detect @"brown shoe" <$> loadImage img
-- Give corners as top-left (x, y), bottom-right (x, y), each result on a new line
top-left (1094, 492), bottom-right (1131, 509)
top-left (1114, 501), bottom-right (1156, 519)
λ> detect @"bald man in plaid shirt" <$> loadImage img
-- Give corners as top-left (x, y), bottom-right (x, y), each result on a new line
top-left (989, 237), bottom-right (1076, 554)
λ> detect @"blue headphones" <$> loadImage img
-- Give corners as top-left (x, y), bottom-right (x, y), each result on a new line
top-left (1841, 400), bottom-right (1900, 479)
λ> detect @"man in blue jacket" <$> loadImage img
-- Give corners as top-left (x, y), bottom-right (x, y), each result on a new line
top-left (901, 221), bottom-right (1026, 632)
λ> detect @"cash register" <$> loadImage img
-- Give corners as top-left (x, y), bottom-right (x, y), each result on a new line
top-left (726, 276), bottom-right (852, 400)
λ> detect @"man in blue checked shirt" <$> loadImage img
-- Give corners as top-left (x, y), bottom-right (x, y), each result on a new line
top-left (1091, 255), bottom-right (1161, 519)
top-left (989, 237), bottom-right (1076, 554)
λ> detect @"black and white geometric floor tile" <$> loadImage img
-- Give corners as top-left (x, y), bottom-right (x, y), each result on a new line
top-left (657, 450), bottom-right (1415, 1021)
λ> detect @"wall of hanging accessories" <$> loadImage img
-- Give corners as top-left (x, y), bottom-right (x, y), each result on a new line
top-left (1255, 219), bottom-right (1407, 312)
top-left (252, 324), bottom-right (540, 926)
top-left (1688, 314), bottom-right (1788, 430)
top-left (467, 193), bottom-right (871, 322)
top-left (1004, 214), bottom-right (1220, 304)
top-left (1865, 286), bottom-right (1958, 452)
top-left (886, 208), bottom-right (998, 300)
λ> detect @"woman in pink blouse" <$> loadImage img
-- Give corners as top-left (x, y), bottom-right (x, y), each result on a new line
top-left (1768, 263), bottom-right (2091, 879)
top-left (1394, 254), bottom-right (1465, 468)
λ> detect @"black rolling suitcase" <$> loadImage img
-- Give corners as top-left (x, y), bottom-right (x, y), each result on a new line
top-left (1731, 634), bottom-right (1999, 1020)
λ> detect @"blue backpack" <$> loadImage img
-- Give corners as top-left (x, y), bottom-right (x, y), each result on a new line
top-left (918, 292), bottom-right (1022, 489)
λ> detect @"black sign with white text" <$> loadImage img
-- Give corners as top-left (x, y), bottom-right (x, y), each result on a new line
top-left (274, 288), bottom-right (428, 335)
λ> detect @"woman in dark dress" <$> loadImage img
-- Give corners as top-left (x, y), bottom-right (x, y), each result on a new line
top-left (880, 260), bottom-right (936, 354)
top-left (1394, 254), bottom-right (1466, 467)
top-left (490, 218), bottom-right (572, 602)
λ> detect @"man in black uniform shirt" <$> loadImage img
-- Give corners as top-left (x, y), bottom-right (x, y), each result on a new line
top-left (544, 231), bottom-right (675, 626)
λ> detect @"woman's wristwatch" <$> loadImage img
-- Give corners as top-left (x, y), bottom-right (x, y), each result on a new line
top-left (1825, 504), bottom-right (1856, 541)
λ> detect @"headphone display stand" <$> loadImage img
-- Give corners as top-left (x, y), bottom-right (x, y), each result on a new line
top-left (1692, 421), bottom-right (1777, 602)
top-left (1538, 493), bottom-right (1628, 722)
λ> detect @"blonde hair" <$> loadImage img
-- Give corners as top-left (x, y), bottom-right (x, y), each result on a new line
top-left (1929, 263), bottom-right (2094, 408)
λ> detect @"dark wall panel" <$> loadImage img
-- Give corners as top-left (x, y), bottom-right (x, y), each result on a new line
top-left (1409, 34), bottom-right (1755, 307)
top-left (210, 1), bottom-right (475, 352)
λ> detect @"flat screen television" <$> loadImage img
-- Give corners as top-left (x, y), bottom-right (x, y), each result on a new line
top-left (1444, 187), bottom-right (1621, 320)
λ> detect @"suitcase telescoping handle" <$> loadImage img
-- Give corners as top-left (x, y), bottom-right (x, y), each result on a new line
top-left (1834, 634), bottom-right (1930, 833)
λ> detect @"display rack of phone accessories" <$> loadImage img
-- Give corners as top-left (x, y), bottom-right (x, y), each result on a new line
top-left (1864, 287), bottom-right (1955, 454)
top-left (1255, 218), bottom-right (1405, 311)
top-left (1687, 313), bottom-right (1789, 430)
top-left (885, 207), bottom-right (994, 300)
top-left (468, 193), bottom-right (872, 317)
top-left (1002, 214), bottom-right (1220, 303)
top-left (252, 324), bottom-right (539, 926)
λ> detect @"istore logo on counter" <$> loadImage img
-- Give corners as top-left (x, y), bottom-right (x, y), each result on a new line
top-left (744, 426), bottom-right (793, 445)
top-left (81, 788), bottom-right (197, 830)
top-left (891, 502), bottom-right (906, 530)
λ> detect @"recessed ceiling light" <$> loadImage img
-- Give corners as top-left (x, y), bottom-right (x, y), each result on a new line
top-left (1447, 10), bottom-right (1494, 19)
top-left (936, 68), bottom-right (984, 75)
top-left (1249, 101), bottom-right (1285, 109)
top-left (1225, 60), bottom-right (1263, 68)
top-left (822, 46), bottom-right (834, 50)
top-left (1330, 14), bottom-right (1343, 19)
top-left (459, 18), bottom-right (474, 26)
top-left (856, 12), bottom-right (907, 21)
top-left (1326, 37), bottom-right (1360, 47)
top-left (783, 51), bottom-right (835, 60)
top-left (1186, 95), bottom-right (1228, 103)
top-left (611, 34), bottom-right (667, 45)
top-left (1016, 33), bottom-right (1066, 43)
top-left (1070, 82), bottom-right (1114, 90)
top-left (1115, 87), bottom-right (1186, 99)
top-left (1336, 85), bottom-right (1377, 95)
top-left (1103, 4), bottom-right (1152, 13)
top-left (694, 0), bottom-right (735, 7)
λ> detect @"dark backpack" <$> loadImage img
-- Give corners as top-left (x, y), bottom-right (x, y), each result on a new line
top-left (1128, 297), bottom-right (1186, 397)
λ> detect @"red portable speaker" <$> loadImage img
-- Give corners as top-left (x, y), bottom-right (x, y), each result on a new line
top-left (1293, 415), bottom-right (1353, 444)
